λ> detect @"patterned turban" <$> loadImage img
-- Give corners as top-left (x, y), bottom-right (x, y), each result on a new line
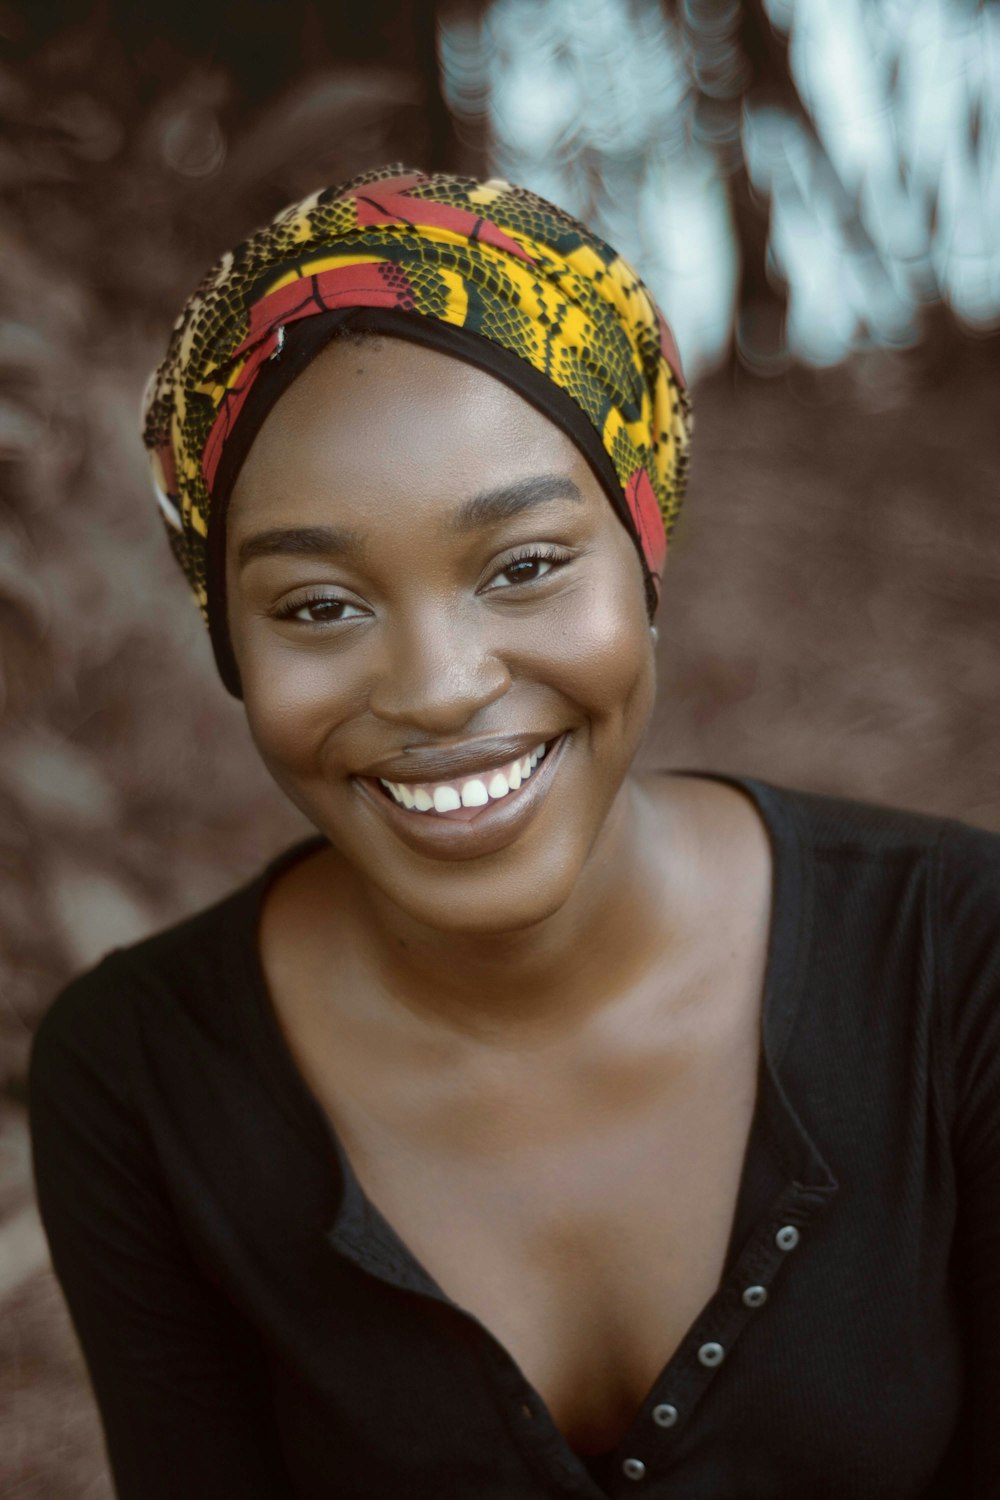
top-left (142, 165), bottom-right (692, 696)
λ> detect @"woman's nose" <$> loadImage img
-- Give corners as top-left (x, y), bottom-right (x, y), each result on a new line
top-left (367, 606), bottom-right (511, 733)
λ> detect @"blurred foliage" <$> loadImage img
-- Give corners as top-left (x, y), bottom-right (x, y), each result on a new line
top-left (441, 0), bottom-right (1000, 374)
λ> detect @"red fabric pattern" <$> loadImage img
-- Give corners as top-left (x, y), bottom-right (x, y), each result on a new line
top-left (626, 467), bottom-right (667, 574)
top-left (355, 190), bottom-right (536, 267)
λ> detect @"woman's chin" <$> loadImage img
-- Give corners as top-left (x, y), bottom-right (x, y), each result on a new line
top-left (360, 837), bottom-right (587, 939)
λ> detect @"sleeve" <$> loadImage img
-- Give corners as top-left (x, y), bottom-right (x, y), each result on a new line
top-left (28, 961), bottom-right (295, 1500)
top-left (939, 822), bottom-right (1000, 1495)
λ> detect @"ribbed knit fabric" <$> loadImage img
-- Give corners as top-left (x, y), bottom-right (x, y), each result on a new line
top-left (28, 773), bottom-right (1000, 1498)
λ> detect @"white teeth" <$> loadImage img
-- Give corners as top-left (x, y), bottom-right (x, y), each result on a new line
top-left (376, 738), bottom-right (556, 815)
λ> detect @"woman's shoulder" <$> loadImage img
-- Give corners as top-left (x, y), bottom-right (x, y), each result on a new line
top-left (696, 769), bottom-right (1000, 867)
top-left (725, 773), bottom-right (1000, 1002)
top-left (750, 775), bottom-right (1000, 930)
top-left (726, 776), bottom-right (1000, 1090)
top-left (651, 767), bottom-right (1000, 912)
top-left (30, 834), bottom-right (324, 1086)
top-left (671, 770), bottom-right (1000, 966)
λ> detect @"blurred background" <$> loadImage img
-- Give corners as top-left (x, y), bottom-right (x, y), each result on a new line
top-left (1, 0), bottom-right (998, 1492)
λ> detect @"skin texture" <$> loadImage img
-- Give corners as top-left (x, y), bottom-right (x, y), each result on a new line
top-left (225, 335), bottom-right (774, 1452)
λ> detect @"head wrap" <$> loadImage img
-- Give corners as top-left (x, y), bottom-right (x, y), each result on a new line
top-left (142, 165), bottom-right (692, 696)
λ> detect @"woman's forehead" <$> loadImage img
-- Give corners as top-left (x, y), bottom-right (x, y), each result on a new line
top-left (229, 335), bottom-right (598, 535)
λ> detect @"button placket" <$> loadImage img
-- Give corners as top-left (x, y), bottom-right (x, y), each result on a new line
top-left (634, 1194), bottom-right (816, 1469)
top-left (720, 1215), bottom-right (803, 1320)
top-left (577, 1195), bottom-right (829, 1491)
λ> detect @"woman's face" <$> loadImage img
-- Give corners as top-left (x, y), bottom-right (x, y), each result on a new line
top-left (226, 335), bottom-right (656, 935)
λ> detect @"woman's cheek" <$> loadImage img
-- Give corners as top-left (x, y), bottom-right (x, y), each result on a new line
top-left (526, 577), bottom-right (653, 727)
top-left (239, 635), bottom-right (364, 780)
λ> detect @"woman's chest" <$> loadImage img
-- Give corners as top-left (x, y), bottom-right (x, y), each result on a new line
top-left (307, 1019), bottom-right (761, 1453)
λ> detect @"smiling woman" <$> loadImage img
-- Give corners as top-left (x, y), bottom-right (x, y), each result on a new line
top-left (27, 168), bottom-right (1000, 1500)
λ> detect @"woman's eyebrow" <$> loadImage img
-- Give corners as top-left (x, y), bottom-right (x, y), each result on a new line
top-left (237, 524), bottom-right (367, 570)
top-left (236, 475), bottom-right (583, 570)
top-left (450, 473), bottom-right (584, 532)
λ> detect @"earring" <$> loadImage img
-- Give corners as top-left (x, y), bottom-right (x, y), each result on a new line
top-left (650, 625), bottom-right (659, 643)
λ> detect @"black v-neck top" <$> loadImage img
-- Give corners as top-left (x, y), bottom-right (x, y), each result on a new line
top-left (27, 774), bottom-right (1000, 1498)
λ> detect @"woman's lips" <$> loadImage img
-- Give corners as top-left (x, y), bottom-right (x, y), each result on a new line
top-left (376, 741), bottom-right (548, 820)
top-left (353, 734), bottom-right (568, 861)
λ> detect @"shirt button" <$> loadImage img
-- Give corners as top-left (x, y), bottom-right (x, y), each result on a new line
top-left (742, 1284), bottom-right (768, 1308)
top-left (697, 1341), bottom-right (725, 1367)
top-left (652, 1402), bottom-right (678, 1427)
top-left (775, 1224), bottom-right (800, 1251)
top-left (622, 1457), bottom-right (647, 1481)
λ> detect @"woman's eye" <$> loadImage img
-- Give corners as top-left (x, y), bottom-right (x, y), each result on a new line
top-left (277, 595), bottom-right (366, 625)
top-left (488, 551), bottom-right (564, 590)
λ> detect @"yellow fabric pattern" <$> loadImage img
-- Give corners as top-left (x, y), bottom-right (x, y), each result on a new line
top-left (142, 164), bottom-right (692, 628)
